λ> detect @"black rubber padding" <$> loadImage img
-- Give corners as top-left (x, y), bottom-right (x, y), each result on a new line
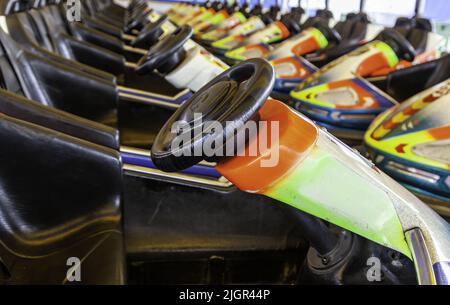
top-left (281, 15), bottom-right (302, 35)
top-left (132, 14), bottom-right (168, 48)
top-left (261, 13), bottom-right (275, 25)
top-left (151, 58), bottom-right (275, 172)
top-left (136, 25), bottom-right (193, 75)
top-left (315, 22), bottom-right (342, 44)
top-left (376, 29), bottom-right (416, 61)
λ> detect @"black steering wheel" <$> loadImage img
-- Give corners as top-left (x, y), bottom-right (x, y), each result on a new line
top-left (315, 22), bottom-right (342, 45)
top-left (132, 14), bottom-right (168, 49)
top-left (151, 58), bottom-right (275, 172)
top-left (136, 25), bottom-right (193, 75)
top-left (376, 29), bottom-right (416, 61)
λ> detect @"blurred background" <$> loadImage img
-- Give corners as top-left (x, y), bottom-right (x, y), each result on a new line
top-left (149, 0), bottom-right (450, 51)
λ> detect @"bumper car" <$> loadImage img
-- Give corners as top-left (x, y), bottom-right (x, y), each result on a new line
top-left (1, 3), bottom-right (233, 112)
top-left (364, 77), bottom-right (450, 216)
top-left (148, 58), bottom-right (450, 285)
top-left (1, 55), bottom-right (449, 285)
top-left (134, 25), bottom-right (228, 93)
top-left (223, 9), bottom-right (340, 64)
top-left (195, 1), bottom-right (265, 46)
top-left (192, 1), bottom-right (251, 39)
top-left (288, 26), bottom-right (444, 143)
top-left (273, 16), bottom-right (441, 96)
top-left (170, 3), bottom-right (213, 26)
top-left (179, 1), bottom-right (226, 28)
top-left (273, 12), bottom-right (377, 65)
top-left (207, 7), bottom-right (292, 57)
top-left (0, 2), bottom-right (231, 150)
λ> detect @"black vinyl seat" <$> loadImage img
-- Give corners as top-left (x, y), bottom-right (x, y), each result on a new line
top-left (0, 88), bottom-right (120, 149)
top-left (5, 7), bottom-right (185, 97)
top-left (383, 54), bottom-right (450, 101)
top-left (0, 26), bottom-right (120, 126)
top-left (37, 5), bottom-right (127, 73)
top-left (50, 4), bottom-right (125, 53)
top-left (305, 13), bottom-right (369, 67)
top-left (406, 18), bottom-right (432, 54)
top-left (83, 0), bottom-right (127, 24)
top-left (0, 12), bottom-right (187, 149)
top-left (335, 13), bottom-right (369, 41)
top-left (3, 10), bottom-right (126, 77)
top-left (0, 23), bottom-right (177, 148)
top-left (0, 103), bottom-right (125, 284)
top-left (394, 16), bottom-right (431, 55)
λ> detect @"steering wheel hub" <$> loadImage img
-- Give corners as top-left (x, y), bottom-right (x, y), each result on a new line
top-left (183, 80), bottom-right (239, 123)
top-left (152, 58), bottom-right (275, 172)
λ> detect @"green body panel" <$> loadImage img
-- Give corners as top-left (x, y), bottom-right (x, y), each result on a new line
top-left (373, 41), bottom-right (399, 67)
top-left (265, 147), bottom-right (412, 258)
top-left (308, 27), bottom-right (329, 49)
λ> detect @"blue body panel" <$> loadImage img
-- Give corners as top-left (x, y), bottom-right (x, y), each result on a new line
top-left (122, 151), bottom-right (222, 178)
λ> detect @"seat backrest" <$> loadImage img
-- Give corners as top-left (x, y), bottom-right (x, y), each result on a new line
top-left (394, 17), bottom-right (431, 54)
top-left (5, 11), bottom-right (56, 53)
top-left (406, 18), bottom-right (432, 54)
top-left (407, 28), bottom-right (428, 54)
top-left (0, 32), bottom-right (24, 96)
top-left (334, 14), bottom-right (358, 40)
top-left (394, 17), bottom-right (413, 37)
top-left (0, 27), bottom-right (119, 124)
top-left (0, 0), bottom-right (28, 15)
top-left (0, 111), bottom-right (124, 284)
top-left (0, 88), bottom-right (120, 149)
top-left (39, 5), bottom-right (70, 36)
top-left (385, 54), bottom-right (450, 101)
top-left (27, 9), bottom-right (56, 51)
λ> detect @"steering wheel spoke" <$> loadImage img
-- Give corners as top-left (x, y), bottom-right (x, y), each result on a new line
top-left (152, 58), bottom-right (275, 172)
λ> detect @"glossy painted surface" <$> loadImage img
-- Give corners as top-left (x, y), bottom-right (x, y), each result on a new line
top-left (288, 41), bottom-right (400, 129)
top-left (217, 100), bottom-right (411, 258)
top-left (211, 16), bottom-right (266, 51)
top-left (291, 41), bottom-right (399, 94)
top-left (270, 27), bottom-right (329, 60)
top-left (272, 56), bottom-right (318, 92)
top-left (122, 150), bottom-right (221, 178)
top-left (365, 79), bottom-right (450, 201)
top-left (199, 12), bottom-right (247, 41)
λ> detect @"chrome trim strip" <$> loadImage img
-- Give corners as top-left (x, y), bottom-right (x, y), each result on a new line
top-left (123, 164), bottom-right (232, 189)
top-left (118, 92), bottom-right (180, 109)
top-left (117, 86), bottom-right (191, 102)
top-left (366, 76), bottom-right (388, 82)
top-left (433, 261), bottom-right (450, 285)
top-left (405, 228), bottom-right (436, 285)
top-left (385, 161), bottom-right (440, 184)
top-left (119, 146), bottom-right (217, 167)
top-left (124, 45), bottom-right (148, 55)
top-left (125, 61), bottom-right (138, 69)
top-left (122, 34), bottom-right (137, 41)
